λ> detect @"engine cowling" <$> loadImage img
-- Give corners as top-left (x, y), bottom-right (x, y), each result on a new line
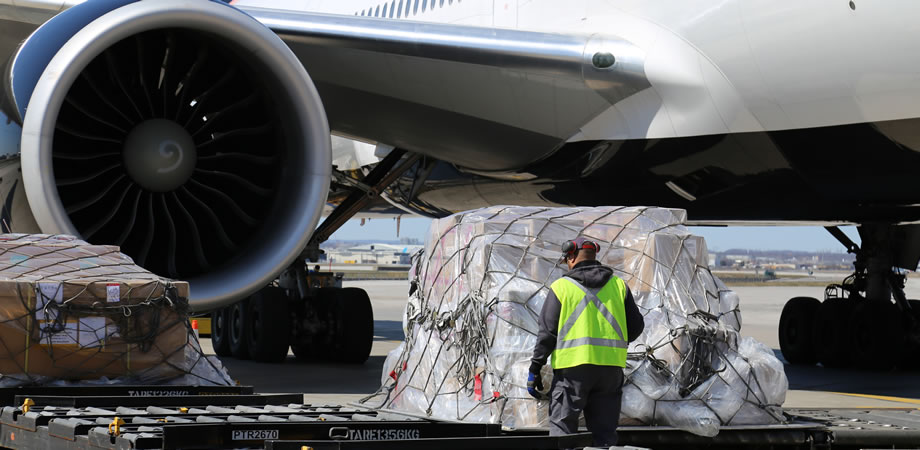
top-left (5, 0), bottom-right (331, 311)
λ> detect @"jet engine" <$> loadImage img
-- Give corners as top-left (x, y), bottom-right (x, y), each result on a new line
top-left (1, 0), bottom-right (331, 311)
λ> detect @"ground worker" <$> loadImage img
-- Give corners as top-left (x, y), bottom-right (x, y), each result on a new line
top-left (528, 237), bottom-right (645, 447)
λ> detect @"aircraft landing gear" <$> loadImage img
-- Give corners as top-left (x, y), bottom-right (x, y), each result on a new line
top-left (210, 307), bottom-right (232, 357)
top-left (777, 296), bottom-right (820, 364)
top-left (779, 224), bottom-right (920, 369)
top-left (207, 149), bottom-right (421, 364)
top-left (288, 286), bottom-right (374, 363)
top-left (246, 287), bottom-right (291, 363)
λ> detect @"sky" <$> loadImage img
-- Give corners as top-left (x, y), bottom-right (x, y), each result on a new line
top-left (328, 217), bottom-right (862, 253)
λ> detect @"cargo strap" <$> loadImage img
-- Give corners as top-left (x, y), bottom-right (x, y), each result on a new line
top-left (556, 277), bottom-right (626, 349)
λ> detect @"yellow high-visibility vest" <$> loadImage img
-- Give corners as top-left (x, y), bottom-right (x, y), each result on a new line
top-left (550, 275), bottom-right (628, 369)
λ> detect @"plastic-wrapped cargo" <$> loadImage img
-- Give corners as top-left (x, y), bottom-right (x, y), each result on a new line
top-left (361, 206), bottom-right (786, 436)
top-left (0, 234), bottom-right (232, 387)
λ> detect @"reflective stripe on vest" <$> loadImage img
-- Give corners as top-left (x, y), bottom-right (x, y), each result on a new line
top-left (551, 275), bottom-right (628, 369)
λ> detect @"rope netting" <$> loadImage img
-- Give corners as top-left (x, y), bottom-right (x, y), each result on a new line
top-left (360, 206), bottom-right (787, 437)
top-left (0, 234), bottom-right (232, 387)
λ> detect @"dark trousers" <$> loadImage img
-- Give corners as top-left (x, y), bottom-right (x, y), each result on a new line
top-left (549, 364), bottom-right (624, 447)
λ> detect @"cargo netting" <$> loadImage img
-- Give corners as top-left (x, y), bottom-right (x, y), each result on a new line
top-left (0, 234), bottom-right (232, 387)
top-left (360, 206), bottom-right (787, 437)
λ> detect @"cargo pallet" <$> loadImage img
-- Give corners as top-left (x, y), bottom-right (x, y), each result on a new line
top-left (0, 386), bottom-right (917, 449)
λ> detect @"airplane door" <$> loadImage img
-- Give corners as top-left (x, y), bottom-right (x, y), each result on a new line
top-left (493, 0), bottom-right (517, 28)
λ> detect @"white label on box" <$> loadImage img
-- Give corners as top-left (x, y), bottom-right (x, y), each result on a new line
top-left (106, 284), bottom-right (120, 303)
top-left (41, 321), bottom-right (78, 346)
top-left (35, 282), bottom-right (63, 320)
top-left (78, 317), bottom-right (106, 348)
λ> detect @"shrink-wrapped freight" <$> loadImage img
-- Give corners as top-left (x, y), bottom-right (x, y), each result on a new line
top-left (361, 207), bottom-right (786, 436)
top-left (0, 234), bottom-right (231, 387)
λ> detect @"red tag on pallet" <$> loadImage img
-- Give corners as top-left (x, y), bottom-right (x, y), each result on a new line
top-left (474, 374), bottom-right (482, 401)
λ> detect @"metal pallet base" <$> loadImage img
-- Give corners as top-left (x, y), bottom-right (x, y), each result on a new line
top-left (0, 386), bottom-right (592, 449)
top-left (0, 386), bottom-right (917, 449)
top-left (0, 385), bottom-right (252, 406)
top-left (790, 408), bottom-right (920, 448)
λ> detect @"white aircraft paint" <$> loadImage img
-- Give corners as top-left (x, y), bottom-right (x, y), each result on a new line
top-left (229, 0), bottom-right (920, 144)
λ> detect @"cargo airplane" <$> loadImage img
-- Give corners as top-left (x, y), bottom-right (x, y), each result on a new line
top-left (1, 0), bottom-right (919, 366)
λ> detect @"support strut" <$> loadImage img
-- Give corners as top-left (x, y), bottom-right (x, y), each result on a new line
top-left (824, 226), bottom-right (859, 254)
top-left (303, 149), bottom-right (423, 261)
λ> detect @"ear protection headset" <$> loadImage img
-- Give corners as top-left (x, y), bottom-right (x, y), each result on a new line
top-left (561, 238), bottom-right (600, 261)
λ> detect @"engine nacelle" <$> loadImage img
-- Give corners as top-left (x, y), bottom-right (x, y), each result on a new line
top-left (2, 0), bottom-right (331, 311)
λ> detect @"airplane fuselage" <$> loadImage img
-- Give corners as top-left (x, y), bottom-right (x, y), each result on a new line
top-left (4, 0), bottom-right (920, 224)
top-left (235, 0), bottom-right (920, 141)
top-left (241, 0), bottom-right (920, 224)
top-left (0, 0), bottom-right (920, 223)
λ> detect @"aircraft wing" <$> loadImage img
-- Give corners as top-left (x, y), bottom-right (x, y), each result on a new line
top-left (1, 1), bottom-right (647, 171)
top-left (241, 6), bottom-right (649, 172)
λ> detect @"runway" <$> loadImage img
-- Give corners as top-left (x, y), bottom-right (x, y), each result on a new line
top-left (202, 279), bottom-right (920, 409)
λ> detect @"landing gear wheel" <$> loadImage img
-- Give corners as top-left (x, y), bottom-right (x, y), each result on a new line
top-left (290, 342), bottom-right (318, 361)
top-left (229, 299), bottom-right (251, 359)
top-left (813, 298), bottom-right (854, 368)
top-left (849, 300), bottom-right (903, 369)
top-left (323, 288), bottom-right (374, 364)
top-left (778, 296), bottom-right (821, 365)
top-left (247, 287), bottom-right (291, 363)
top-left (210, 307), bottom-right (232, 357)
top-left (904, 300), bottom-right (920, 369)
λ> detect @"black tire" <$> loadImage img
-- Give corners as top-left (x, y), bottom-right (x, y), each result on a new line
top-left (324, 288), bottom-right (374, 364)
top-left (849, 300), bottom-right (904, 369)
top-left (904, 300), bottom-right (920, 369)
top-left (246, 287), bottom-right (291, 363)
top-left (210, 307), bottom-right (232, 357)
top-left (907, 299), bottom-right (920, 321)
top-left (905, 299), bottom-right (920, 335)
top-left (778, 296), bottom-right (821, 365)
top-left (813, 298), bottom-right (854, 368)
top-left (229, 299), bottom-right (251, 359)
top-left (290, 342), bottom-right (316, 361)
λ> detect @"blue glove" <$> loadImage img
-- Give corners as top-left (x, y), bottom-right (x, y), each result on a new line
top-left (527, 371), bottom-right (545, 400)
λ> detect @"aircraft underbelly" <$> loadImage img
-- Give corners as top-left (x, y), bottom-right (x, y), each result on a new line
top-left (390, 118), bottom-right (920, 224)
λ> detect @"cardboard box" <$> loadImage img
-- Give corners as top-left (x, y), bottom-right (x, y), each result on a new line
top-left (0, 235), bottom-right (190, 381)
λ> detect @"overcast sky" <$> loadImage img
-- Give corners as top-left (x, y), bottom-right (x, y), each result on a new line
top-left (328, 217), bottom-right (862, 253)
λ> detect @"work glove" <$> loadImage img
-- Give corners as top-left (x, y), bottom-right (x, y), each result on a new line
top-left (527, 371), bottom-right (545, 400)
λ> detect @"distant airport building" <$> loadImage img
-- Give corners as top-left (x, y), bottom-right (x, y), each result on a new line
top-left (325, 243), bottom-right (423, 265)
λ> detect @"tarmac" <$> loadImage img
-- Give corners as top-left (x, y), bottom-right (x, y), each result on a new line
top-left (200, 279), bottom-right (920, 409)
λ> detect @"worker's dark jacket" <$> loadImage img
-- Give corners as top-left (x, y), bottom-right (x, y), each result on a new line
top-left (530, 260), bottom-right (645, 373)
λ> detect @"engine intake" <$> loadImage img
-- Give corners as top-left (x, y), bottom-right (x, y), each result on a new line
top-left (17, 0), bottom-right (331, 311)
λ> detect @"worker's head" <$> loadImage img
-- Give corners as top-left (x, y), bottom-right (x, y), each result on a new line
top-left (561, 237), bottom-right (599, 270)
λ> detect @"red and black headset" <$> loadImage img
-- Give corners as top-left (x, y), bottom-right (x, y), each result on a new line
top-left (561, 238), bottom-right (600, 262)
